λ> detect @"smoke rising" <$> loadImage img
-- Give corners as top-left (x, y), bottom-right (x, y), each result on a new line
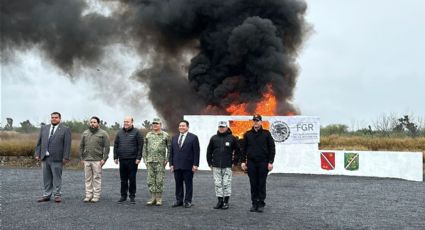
top-left (1, 0), bottom-right (309, 127)
top-left (1, 0), bottom-right (120, 71)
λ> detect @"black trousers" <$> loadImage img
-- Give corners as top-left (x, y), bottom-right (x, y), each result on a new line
top-left (247, 160), bottom-right (268, 207)
top-left (119, 159), bottom-right (138, 198)
top-left (174, 169), bottom-right (194, 203)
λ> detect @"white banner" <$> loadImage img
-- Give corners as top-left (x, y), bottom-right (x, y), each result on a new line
top-left (184, 115), bottom-right (320, 145)
top-left (265, 116), bottom-right (320, 144)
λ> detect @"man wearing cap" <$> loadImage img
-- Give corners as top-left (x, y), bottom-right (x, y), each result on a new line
top-left (143, 118), bottom-right (171, 206)
top-left (206, 120), bottom-right (240, 210)
top-left (240, 114), bottom-right (276, 213)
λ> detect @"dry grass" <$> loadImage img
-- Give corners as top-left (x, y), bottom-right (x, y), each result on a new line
top-left (1, 132), bottom-right (424, 163)
top-left (0, 131), bottom-right (81, 158)
top-left (320, 135), bottom-right (425, 161)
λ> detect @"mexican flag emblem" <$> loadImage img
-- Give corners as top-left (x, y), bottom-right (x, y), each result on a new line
top-left (344, 153), bottom-right (359, 170)
top-left (320, 152), bottom-right (335, 170)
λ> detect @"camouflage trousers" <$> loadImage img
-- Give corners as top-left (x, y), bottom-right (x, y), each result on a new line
top-left (146, 162), bottom-right (166, 193)
top-left (213, 167), bottom-right (232, 197)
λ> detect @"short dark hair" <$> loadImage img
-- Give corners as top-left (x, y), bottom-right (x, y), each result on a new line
top-left (179, 120), bottom-right (189, 127)
top-left (51, 112), bottom-right (61, 118)
top-left (90, 116), bottom-right (100, 124)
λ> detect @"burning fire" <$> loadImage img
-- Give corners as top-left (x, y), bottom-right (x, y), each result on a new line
top-left (226, 84), bottom-right (275, 138)
top-left (203, 84), bottom-right (294, 138)
top-left (226, 84), bottom-right (277, 116)
top-left (229, 120), bottom-right (270, 139)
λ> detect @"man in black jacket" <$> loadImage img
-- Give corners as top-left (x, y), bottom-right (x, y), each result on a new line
top-left (241, 114), bottom-right (275, 213)
top-left (207, 120), bottom-right (240, 210)
top-left (114, 116), bottom-right (143, 204)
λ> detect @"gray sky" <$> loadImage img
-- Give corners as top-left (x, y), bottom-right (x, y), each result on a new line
top-left (1, 0), bottom-right (425, 128)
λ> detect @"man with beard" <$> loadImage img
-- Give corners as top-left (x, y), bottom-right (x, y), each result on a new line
top-left (35, 112), bottom-right (71, 203)
top-left (80, 116), bottom-right (110, 203)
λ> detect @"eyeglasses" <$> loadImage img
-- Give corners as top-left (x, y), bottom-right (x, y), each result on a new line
top-left (152, 123), bottom-right (159, 125)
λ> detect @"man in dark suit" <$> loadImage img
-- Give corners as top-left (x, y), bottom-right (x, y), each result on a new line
top-left (35, 112), bottom-right (72, 203)
top-left (169, 120), bottom-right (200, 208)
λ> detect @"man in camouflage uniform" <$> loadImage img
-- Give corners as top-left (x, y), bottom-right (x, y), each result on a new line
top-left (143, 118), bottom-right (171, 206)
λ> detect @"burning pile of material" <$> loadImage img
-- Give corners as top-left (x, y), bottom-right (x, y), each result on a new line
top-left (229, 120), bottom-right (270, 139)
top-left (1, 0), bottom-right (310, 126)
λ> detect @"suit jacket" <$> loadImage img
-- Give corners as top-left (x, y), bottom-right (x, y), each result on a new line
top-left (169, 132), bottom-right (200, 170)
top-left (35, 123), bottom-right (72, 162)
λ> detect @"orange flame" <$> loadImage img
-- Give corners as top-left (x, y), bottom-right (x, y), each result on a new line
top-left (205, 84), bottom-right (295, 138)
top-left (225, 85), bottom-right (275, 138)
top-left (226, 84), bottom-right (277, 116)
top-left (229, 120), bottom-right (270, 139)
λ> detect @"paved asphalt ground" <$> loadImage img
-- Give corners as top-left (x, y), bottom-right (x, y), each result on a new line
top-left (1, 168), bottom-right (424, 230)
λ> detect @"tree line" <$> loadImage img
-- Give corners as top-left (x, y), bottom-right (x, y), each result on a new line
top-left (1, 118), bottom-right (154, 134)
top-left (321, 115), bottom-right (425, 137)
top-left (2, 114), bottom-right (425, 137)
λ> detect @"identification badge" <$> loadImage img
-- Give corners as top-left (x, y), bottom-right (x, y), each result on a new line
top-left (225, 142), bottom-right (230, 146)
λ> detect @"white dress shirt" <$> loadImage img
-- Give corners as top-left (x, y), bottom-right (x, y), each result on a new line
top-left (46, 124), bottom-right (58, 156)
top-left (178, 132), bottom-right (188, 147)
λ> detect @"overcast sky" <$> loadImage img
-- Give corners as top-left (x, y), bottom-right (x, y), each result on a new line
top-left (1, 0), bottom-right (424, 128)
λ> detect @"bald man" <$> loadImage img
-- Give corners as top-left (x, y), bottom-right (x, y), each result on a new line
top-left (114, 116), bottom-right (144, 204)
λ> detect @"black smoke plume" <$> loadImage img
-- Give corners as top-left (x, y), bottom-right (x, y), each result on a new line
top-left (1, 0), bottom-right (309, 127)
top-left (1, 0), bottom-right (120, 71)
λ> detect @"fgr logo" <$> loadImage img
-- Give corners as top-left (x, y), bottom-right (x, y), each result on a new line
top-left (296, 123), bottom-right (314, 131)
top-left (270, 121), bottom-right (290, 142)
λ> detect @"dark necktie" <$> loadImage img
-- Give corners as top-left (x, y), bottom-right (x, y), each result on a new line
top-left (49, 126), bottom-right (56, 139)
top-left (47, 125), bottom-right (56, 152)
top-left (178, 134), bottom-right (184, 148)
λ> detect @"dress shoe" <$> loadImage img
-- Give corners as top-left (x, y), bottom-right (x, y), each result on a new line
top-left (37, 197), bottom-right (50, 202)
top-left (184, 202), bottom-right (192, 208)
top-left (172, 202), bottom-right (183, 207)
top-left (250, 205), bottom-right (258, 212)
top-left (256, 206), bottom-right (264, 213)
top-left (54, 196), bottom-right (62, 203)
top-left (117, 197), bottom-right (126, 204)
top-left (130, 197), bottom-right (136, 204)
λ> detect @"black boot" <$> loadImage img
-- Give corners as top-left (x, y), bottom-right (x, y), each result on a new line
top-left (222, 196), bottom-right (229, 209)
top-left (213, 197), bottom-right (223, 209)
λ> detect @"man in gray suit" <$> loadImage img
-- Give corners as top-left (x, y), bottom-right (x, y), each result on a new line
top-left (35, 112), bottom-right (72, 203)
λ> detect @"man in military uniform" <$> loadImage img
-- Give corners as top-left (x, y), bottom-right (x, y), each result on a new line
top-left (143, 118), bottom-right (171, 206)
